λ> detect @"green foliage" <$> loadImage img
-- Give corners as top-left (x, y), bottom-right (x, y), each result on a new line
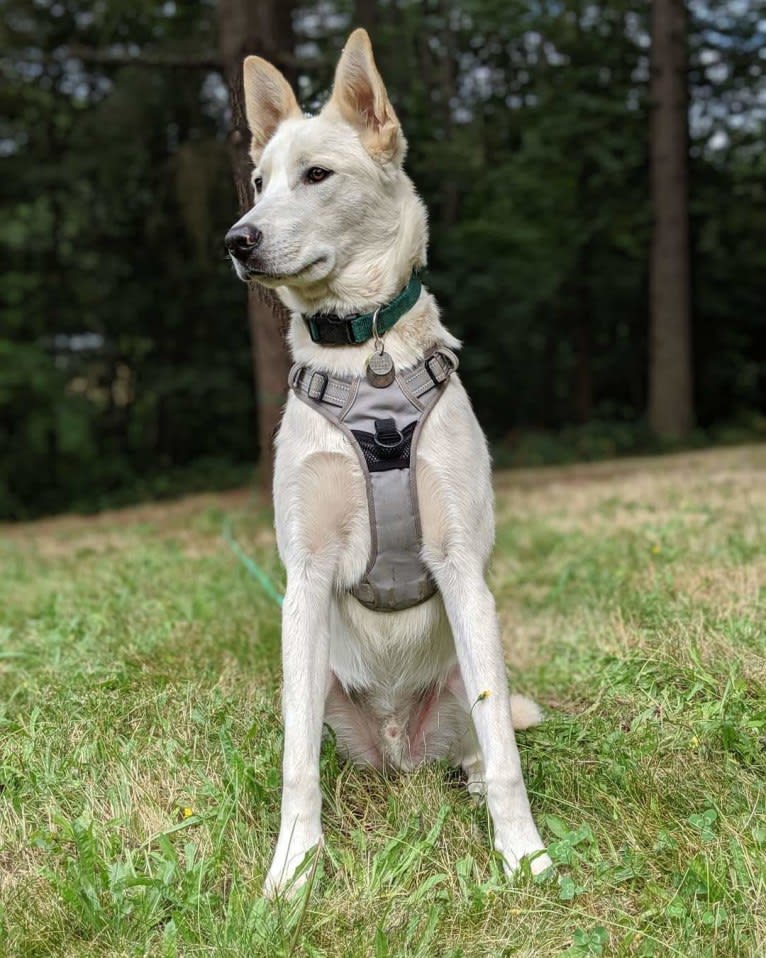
top-left (1, 0), bottom-right (253, 517)
top-left (1, 0), bottom-right (764, 516)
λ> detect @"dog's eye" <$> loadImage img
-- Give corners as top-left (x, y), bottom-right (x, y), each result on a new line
top-left (253, 176), bottom-right (263, 194)
top-left (305, 167), bottom-right (333, 185)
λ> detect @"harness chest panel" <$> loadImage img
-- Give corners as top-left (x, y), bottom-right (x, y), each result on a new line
top-left (290, 349), bottom-right (457, 612)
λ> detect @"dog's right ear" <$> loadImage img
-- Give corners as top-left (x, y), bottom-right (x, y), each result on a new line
top-left (324, 28), bottom-right (406, 166)
top-left (243, 57), bottom-right (301, 163)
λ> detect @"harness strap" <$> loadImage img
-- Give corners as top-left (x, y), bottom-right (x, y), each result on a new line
top-left (401, 349), bottom-right (458, 395)
top-left (288, 367), bottom-right (350, 408)
top-left (289, 347), bottom-right (458, 410)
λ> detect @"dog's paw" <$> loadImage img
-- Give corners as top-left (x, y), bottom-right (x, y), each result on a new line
top-left (263, 862), bottom-right (309, 899)
top-left (263, 832), bottom-right (323, 899)
top-left (523, 848), bottom-right (554, 877)
top-left (496, 826), bottom-right (553, 879)
top-left (501, 844), bottom-right (554, 879)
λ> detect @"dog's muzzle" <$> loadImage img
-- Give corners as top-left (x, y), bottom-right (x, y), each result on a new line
top-left (224, 224), bottom-right (263, 263)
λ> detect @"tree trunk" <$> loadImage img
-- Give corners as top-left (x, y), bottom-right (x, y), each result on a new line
top-left (217, 0), bottom-right (296, 492)
top-left (648, 0), bottom-right (694, 438)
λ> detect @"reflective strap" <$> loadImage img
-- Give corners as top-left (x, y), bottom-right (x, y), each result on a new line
top-left (402, 348), bottom-right (459, 398)
top-left (289, 363), bottom-right (351, 408)
top-left (289, 347), bottom-right (458, 409)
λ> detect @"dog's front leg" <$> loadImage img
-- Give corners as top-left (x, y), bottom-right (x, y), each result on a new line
top-left (432, 557), bottom-right (552, 877)
top-left (264, 561), bottom-right (333, 898)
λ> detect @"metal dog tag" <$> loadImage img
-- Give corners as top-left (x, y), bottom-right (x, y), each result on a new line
top-left (367, 348), bottom-right (395, 388)
top-left (366, 307), bottom-right (396, 388)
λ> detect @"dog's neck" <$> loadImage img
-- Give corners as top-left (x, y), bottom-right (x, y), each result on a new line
top-left (282, 283), bottom-right (460, 379)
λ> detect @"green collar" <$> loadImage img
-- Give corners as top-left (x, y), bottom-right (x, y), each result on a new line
top-left (304, 272), bottom-right (422, 346)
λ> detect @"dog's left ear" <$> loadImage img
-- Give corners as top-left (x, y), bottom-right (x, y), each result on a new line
top-left (324, 28), bottom-right (406, 166)
top-left (243, 56), bottom-right (302, 163)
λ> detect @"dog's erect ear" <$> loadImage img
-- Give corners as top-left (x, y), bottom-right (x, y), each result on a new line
top-left (243, 56), bottom-right (301, 162)
top-left (324, 28), bottom-right (405, 165)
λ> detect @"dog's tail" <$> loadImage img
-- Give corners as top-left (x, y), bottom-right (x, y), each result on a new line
top-left (510, 694), bottom-right (544, 730)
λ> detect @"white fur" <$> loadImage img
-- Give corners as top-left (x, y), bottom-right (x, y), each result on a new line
top-left (230, 29), bottom-right (551, 897)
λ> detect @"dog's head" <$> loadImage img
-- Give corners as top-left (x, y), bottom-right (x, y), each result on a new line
top-left (224, 29), bottom-right (427, 309)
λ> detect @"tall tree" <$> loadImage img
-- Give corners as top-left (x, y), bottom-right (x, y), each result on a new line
top-left (648, 0), bottom-right (694, 438)
top-left (218, 0), bottom-right (296, 491)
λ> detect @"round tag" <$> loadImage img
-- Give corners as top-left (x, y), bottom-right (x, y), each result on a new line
top-left (366, 350), bottom-right (396, 388)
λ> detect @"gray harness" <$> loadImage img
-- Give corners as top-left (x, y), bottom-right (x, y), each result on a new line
top-left (289, 348), bottom-right (458, 612)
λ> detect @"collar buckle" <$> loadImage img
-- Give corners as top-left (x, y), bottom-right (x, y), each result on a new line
top-left (307, 313), bottom-right (359, 345)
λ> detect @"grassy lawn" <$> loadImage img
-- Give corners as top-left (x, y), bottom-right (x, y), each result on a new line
top-left (1, 445), bottom-right (764, 957)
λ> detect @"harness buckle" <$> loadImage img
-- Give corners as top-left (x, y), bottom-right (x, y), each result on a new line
top-left (425, 353), bottom-right (447, 386)
top-left (308, 371), bottom-right (329, 401)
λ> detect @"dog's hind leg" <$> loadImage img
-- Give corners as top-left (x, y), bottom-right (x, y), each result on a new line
top-left (446, 667), bottom-right (544, 803)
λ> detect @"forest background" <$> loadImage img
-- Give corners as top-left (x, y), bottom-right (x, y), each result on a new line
top-left (1, 0), bottom-right (764, 519)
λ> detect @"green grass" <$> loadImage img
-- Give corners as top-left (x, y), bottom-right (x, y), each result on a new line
top-left (1, 446), bottom-right (765, 957)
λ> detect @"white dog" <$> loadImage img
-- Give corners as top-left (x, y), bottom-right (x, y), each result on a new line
top-left (225, 28), bottom-right (550, 897)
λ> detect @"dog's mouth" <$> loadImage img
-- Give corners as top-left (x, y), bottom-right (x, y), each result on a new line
top-left (238, 256), bottom-right (328, 285)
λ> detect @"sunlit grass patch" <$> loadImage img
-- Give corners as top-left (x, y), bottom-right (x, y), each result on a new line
top-left (0, 446), bottom-right (764, 956)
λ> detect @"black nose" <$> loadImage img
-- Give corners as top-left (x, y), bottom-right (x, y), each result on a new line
top-left (224, 224), bottom-right (263, 260)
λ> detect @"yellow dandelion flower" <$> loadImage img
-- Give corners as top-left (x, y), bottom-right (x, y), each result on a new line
top-left (182, 807), bottom-right (194, 819)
